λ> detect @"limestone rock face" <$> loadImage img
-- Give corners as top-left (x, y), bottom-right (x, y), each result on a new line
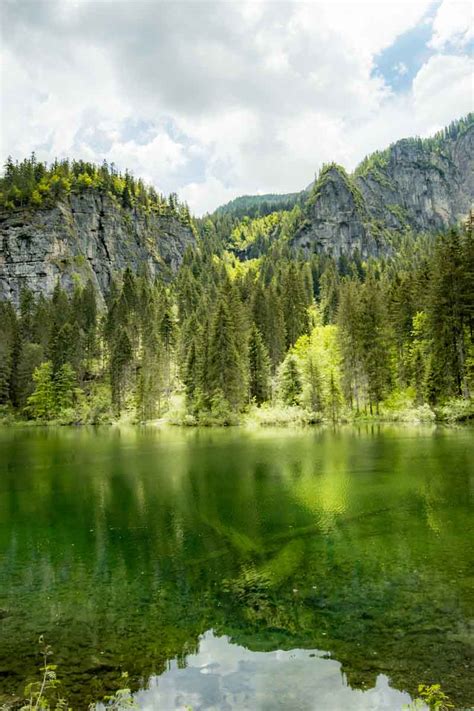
top-left (292, 122), bottom-right (473, 258)
top-left (0, 191), bottom-right (196, 305)
top-left (291, 166), bottom-right (378, 258)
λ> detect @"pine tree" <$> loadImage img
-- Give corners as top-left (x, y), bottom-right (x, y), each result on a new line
top-left (54, 363), bottom-right (76, 412)
top-left (320, 260), bottom-right (340, 324)
top-left (279, 354), bottom-right (302, 406)
top-left (16, 343), bottom-right (44, 409)
top-left (356, 272), bottom-right (391, 414)
top-left (265, 284), bottom-right (286, 370)
top-left (337, 278), bottom-right (364, 411)
top-left (282, 262), bottom-right (309, 347)
top-left (248, 325), bottom-right (271, 404)
top-left (427, 230), bottom-right (471, 400)
top-left (27, 362), bottom-right (55, 420)
top-left (327, 370), bottom-right (342, 423)
top-left (208, 293), bottom-right (246, 410)
top-left (110, 331), bottom-right (132, 415)
top-left (303, 352), bottom-right (323, 412)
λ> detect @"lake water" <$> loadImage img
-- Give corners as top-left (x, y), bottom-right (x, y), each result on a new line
top-left (0, 425), bottom-right (472, 710)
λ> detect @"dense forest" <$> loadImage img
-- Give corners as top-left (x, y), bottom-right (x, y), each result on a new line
top-left (0, 154), bottom-right (192, 224)
top-left (1, 200), bottom-right (472, 425)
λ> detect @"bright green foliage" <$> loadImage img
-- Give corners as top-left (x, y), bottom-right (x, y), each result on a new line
top-left (0, 154), bottom-right (192, 223)
top-left (405, 683), bottom-right (454, 710)
top-left (293, 321), bottom-right (342, 418)
top-left (27, 362), bottom-right (56, 420)
top-left (26, 361), bottom-right (76, 420)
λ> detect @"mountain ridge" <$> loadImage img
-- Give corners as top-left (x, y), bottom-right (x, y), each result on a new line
top-left (214, 113), bottom-right (473, 260)
top-left (0, 114), bottom-right (472, 303)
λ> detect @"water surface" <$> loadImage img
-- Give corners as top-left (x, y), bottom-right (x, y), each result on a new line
top-left (0, 425), bottom-right (472, 709)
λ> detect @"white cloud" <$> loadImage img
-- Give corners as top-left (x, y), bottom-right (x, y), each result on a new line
top-left (412, 53), bottom-right (474, 129)
top-left (1, 0), bottom-right (472, 214)
top-left (430, 0), bottom-right (474, 49)
top-left (181, 176), bottom-right (243, 215)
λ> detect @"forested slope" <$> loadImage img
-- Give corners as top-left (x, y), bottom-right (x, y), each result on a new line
top-left (0, 115), bottom-right (473, 425)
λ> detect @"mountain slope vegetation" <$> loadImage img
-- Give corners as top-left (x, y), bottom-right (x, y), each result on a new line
top-left (0, 114), bottom-right (473, 425)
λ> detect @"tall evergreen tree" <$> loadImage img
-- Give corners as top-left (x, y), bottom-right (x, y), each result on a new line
top-left (279, 354), bottom-right (302, 406)
top-left (208, 293), bottom-right (247, 410)
top-left (248, 325), bottom-right (271, 405)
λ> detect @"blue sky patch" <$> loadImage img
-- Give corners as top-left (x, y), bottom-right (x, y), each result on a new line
top-left (373, 11), bottom-right (436, 91)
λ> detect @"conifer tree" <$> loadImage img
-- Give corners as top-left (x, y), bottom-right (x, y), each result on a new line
top-left (248, 325), bottom-right (271, 404)
top-left (110, 331), bottom-right (132, 415)
top-left (279, 354), bottom-right (302, 406)
top-left (359, 272), bottom-right (391, 413)
top-left (320, 260), bottom-right (340, 324)
top-left (427, 229), bottom-right (471, 399)
top-left (54, 363), bottom-right (76, 412)
top-left (208, 294), bottom-right (246, 410)
top-left (27, 361), bottom-right (55, 420)
top-left (337, 279), bottom-right (364, 411)
top-left (16, 343), bottom-right (44, 408)
top-left (282, 262), bottom-right (309, 347)
top-left (303, 353), bottom-right (323, 412)
top-left (266, 284), bottom-right (286, 370)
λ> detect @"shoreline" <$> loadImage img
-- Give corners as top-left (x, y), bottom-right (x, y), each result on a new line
top-left (1, 410), bottom-right (473, 430)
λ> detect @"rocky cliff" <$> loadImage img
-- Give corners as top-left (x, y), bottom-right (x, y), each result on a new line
top-left (291, 116), bottom-right (473, 257)
top-left (0, 190), bottom-right (196, 305)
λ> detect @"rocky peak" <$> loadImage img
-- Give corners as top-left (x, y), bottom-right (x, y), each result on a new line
top-left (292, 165), bottom-right (378, 258)
top-left (291, 115), bottom-right (473, 258)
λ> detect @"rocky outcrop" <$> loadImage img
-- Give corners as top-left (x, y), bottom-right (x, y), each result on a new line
top-left (0, 190), bottom-right (196, 305)
top-left (291, 166), bottom-right (379, 258)
top-left (292, 118), bottom-right (473, 258)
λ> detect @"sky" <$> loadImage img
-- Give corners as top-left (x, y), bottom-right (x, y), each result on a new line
top-left (1, 0), bottom-right (473, 215)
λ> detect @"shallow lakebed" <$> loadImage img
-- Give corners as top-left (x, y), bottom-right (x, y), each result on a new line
top-left (0, 425), bottom-right (472, 709)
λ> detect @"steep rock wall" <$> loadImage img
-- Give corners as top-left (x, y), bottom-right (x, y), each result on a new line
top-left (292, 122), bottom-right (473, 258)
top-left (0, 190), bottom-right (196, 305)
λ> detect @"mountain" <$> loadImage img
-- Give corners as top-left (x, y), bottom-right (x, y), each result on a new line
top-left (211, 114), bottom-right (473, 260)
top-left (0, 115), bottom-right (472, 305)
top-left (291, 114), bottom-right (473, 258)
top-left (0, 163), bottom-right (196, 305)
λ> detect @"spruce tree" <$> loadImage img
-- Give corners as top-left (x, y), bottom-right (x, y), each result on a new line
top-left (54, 363), bottom-right (76, 412)
top-left (208, 294), bottom-right (246, 410)
top-left (27, 361), bottom-right (55, 420)
top-left (279, 354), bottom-right (302, 406)
top-left (282, 262), bottom-right (309, 348)
top-left (110, 331), bottom-right (132, 415)
top-left (248, 325), bottom-right (271, 404)
top-left (337, 278), bottom-right (364, 411)
top-left (359, 272), bottom-right (391, 414)
top-left (427, 230), bottom-right (471, 400)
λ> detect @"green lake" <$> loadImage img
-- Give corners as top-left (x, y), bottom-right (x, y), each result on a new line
top-left (0, 425), bottom-right (472, 710)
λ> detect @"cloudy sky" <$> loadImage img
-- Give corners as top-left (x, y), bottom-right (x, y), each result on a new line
top-left (1, 0), bottom-right (473, 214)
